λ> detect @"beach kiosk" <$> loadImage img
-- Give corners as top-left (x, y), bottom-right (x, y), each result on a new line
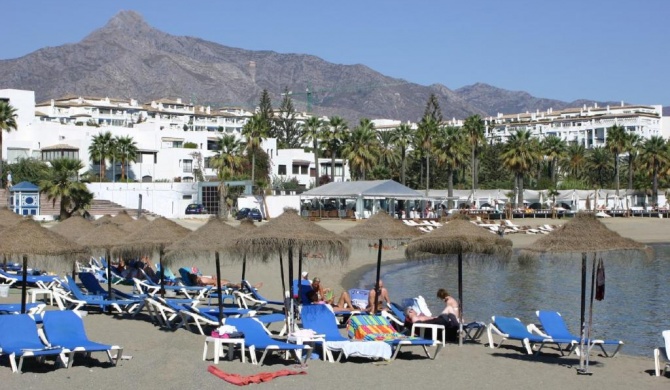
top-left (9, 181), bottom-right (40, 216)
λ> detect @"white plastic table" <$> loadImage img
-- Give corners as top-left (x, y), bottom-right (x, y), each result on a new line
top-left (203, 336), bottom-right (245, 363)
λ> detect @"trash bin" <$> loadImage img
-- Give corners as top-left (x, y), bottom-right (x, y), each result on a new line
top-left (0, 284), bottom-right (9, 298)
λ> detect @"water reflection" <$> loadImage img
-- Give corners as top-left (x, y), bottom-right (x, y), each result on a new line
top-left (357, 244), bottom-right (670, 357)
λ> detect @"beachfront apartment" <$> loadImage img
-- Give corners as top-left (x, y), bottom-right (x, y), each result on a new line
top-left (0, 89), bottom-right (347, 190)
top-left (483, 102), bottom-right (663, 147)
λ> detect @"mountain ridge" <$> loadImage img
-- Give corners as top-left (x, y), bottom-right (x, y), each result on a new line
top-left (0, 10), bottom-right (637, 123)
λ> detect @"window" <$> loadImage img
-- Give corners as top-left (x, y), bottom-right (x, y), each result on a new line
top-left (292, 164), bottom-right (300, 174)
top-left (278, 165), bottom-right (287, 175)
top-left (301, 165), bottom-right (308, 175)
top-left (183, 159), bottom-right (193, 173)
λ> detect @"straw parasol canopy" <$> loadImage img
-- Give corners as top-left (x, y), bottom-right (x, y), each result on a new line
top-left (121, 215), bottom-right (151, 233)
top-left (113, 216), bottom-right (191, 259)
top-left (405, 217), bottom-right (513, 260)
top-left (78, 221), bottom-right (132, 252)
top-left (340, 211), bottom-right (422, 242)
top-left (521, 212), bottom-right (649, 256)
top-left (164, 217), bottom-right (239, 261)
top-left (49, 215), bottom-right (93, 242)
top-left (94, 214), bottom-right (114, 225)
top-left (0, 208), bottom-right (24, 229)
top-left (110, 210), bottom-right (135, 225)
top-left (234, 208), bottom-right (349, 262)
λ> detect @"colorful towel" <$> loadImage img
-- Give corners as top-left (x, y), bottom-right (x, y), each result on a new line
top-left (347, 315), bottom-right (415, 341)
top-left (208, 366), bottom-right (306, 386)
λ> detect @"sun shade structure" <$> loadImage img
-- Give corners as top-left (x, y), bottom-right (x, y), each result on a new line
top-left (405, 215), bottom-right (513, 345)
top-left (94, 214), bottom-right (114, 225)
top-left (114, 217), bottom-right (191, 297)
top-left (109, 210), bottom-right (135, 225)
top-left (77, 222), bottom-right (133, 303)
top-left (340, 211), bottom-right (421, 313)
top-left (0, 208), bottom-right (24, 229)
top-left (121, 215), bottom-right (150, 233)
top-left (301, 179), bottom-right (422, 198)
top-left (0, 218), bottom-right (88, 313)
top-left (49, 215), bottom-right (93, 242)
top-left (520, 212), bottom-right (649, 373)
top-left (235, 219), bottom-right (257, 281)
top-left (165, 217), bottom-right (241, 322)
top-left (233, 208), bottom-right (349, 332)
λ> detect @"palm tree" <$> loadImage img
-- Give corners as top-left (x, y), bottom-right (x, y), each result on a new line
top-left (463, 114), bottom-right (485, 199)
top-left (342, 118), bottom-right (378, 180)
top-left (301, 116), bottom-right (323, 186)
top-left (39, 158), bottom-right (92, 220)
top-left (241, 112), bottom-right (269, 187)
top-left (88, 132), bottom-right (114, 180)
top-left (624, 133), bottom-right (642, 190)
top-left (606, 124), bottom-right (627, 196)
top-left (114, 135), bottom-right (138, 181)
top-left (640, 136), bottom-right (669, 205)
top-left (434, 126), bottom-right (467, 208)
top-left (0, 101), bottom-right (18, 185)
top-left (212, 135), bottom-right (243, 218)
top-left (563, 143), bottom-right (587, 180)
top-left (376, 130), bottom-right (401, 175)
top-left (584, 147), bottom-right (613, 188)
top-left (415, 117), bottom-right (438, 196)
top-left (500, 129), bottom-right (540, 207)
top-left (390, 123), bottom-right (413, 186)
top-left (541, 135), bottom-right (567, 186)
top-left (322, 116), bottom-right (347, 183)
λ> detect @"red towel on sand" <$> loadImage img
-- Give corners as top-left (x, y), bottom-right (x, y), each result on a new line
top-left (208, 365), bottom-right (307, 386)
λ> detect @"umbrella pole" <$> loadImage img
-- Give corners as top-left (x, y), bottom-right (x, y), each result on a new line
top-left (279, 253), bottom-right (286, 294)
top-left (159, 248), bottom-right (165, 299)
top-left (288, 247), bottom-right (295, 333)
top-left (215, 251), bottom-right (223, 324)
top-left (583, 253), bottom-right (598, 374)
top-left (458, 250), bottom-right (463, 347)
top-left (578, 252), bottom-right (587, 373)
top-left (107, 249), bottom-right (114, 301)
top-left (241, 254), bottom-right (247, 282)
top-left (21, 255), bottom-right (28, 314)
top-left (297, 247), bottom-right (303, 305)
top-left (374, 239), bottom-right (382, 314)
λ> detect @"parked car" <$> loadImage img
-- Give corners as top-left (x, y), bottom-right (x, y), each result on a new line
top-left (236, 207), bottom-right (263, 221)
top-left (185, 203), bottom-right (208, 215)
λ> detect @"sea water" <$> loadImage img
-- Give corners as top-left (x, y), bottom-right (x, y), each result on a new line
top-left (356, 244), bottom-right (670, 357)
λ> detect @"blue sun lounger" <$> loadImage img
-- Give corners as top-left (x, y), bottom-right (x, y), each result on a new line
top-left (42, 310), bottom-right (123, 367)
top-left (225, 317), bottom-right (309, 365)
top-left (534, 310), bottom-right (624, 357)
top-left (65, 276), bottom-right (144, 314)
top-left (0, 314), bottom-right (69, 373)
top-left (347, 315), bottom-right (438, 360)
top-left (487, 316), bottom-right (577, 355)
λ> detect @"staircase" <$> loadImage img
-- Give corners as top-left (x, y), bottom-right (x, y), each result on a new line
top-left (0, 188), bottom-right (156, 218)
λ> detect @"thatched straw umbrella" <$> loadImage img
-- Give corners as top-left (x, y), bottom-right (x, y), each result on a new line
top-left (121, 215), bottom-right (151, 233)
top-left (0, 219), bottom-right (88, 313)
top-left (340, 211), bottom-right (421, 313)
top-left (49, 215), bottom-right (93, 242)
top-left (233, 208), bottom-right (349, 331)
top-left (520, 212), bottom-right (649, 372)
top-left (0, 209), bottom-right (24, 270)
top-left (113, 217), bottom-right (190, 297)
top-left (165, 217), bottom-right (240, 322)
top-left (77, 222), bottom-right (132, 304)
top-left (94, 214), bottom-right (114, 225)
top-left (405, 215), bottom-right (513, 345)
top-left (110, 210), bottom-right (135, 225)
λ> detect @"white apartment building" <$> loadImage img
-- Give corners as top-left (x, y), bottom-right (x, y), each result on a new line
top-left (0, 89), bottom-right (351, 217)
top-left (484, 102), bottom-right (664, 147)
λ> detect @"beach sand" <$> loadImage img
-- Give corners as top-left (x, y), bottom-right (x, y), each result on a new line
top-left (0, 216), bottom-right (668, 388)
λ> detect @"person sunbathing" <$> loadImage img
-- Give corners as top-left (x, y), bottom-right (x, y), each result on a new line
top-left (306, 290), bottom-right (355, 313)
top-left (311, 277), bottom-right (357, 309)
top-left (367, 280), bottom-right (391, 313)
top-left (190, 270), bottom-right (262, 290)
top-left (405, 307), bottom-right (459, 342)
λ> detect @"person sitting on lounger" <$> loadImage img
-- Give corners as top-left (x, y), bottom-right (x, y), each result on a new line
top-left (306, 290), bottom-right (354, 313)
top-left (437, 288), bottom-right (460, 322)
top-left (367, 280), bottom-right (391, 313)
top-left (311, 277), bottom-right (356, 309)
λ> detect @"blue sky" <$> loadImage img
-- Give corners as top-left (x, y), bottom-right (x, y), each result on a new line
top-left (3, 0), bottom-right (669, 106)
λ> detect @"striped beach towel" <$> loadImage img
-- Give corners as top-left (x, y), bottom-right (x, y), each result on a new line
top-left (347, 315), bottom-right (417, 342)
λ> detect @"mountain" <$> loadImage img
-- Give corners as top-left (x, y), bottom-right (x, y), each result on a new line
top-left (0, 11), bottom-right (615, 123)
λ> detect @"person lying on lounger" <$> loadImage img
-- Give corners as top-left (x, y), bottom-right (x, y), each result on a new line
top-left (405, 307), bottom-right (459, 342)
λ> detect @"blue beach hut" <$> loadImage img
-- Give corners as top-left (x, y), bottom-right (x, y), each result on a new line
top-left (9, 181), bottom-right (40, 216)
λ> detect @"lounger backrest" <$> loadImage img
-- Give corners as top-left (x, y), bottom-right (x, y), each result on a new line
top-left (348, 289), bottom-right (369, 310)
top-left (79, 272), bottom-right (107, 295)
top-left (389, 302), bottom-right (406, 323)
top-left (43, 310), bottom-right (89, 345)
top-left (301, 304), bottom-right (341, 339)
top-left (493, 316), bottom-right (532, 338)
top-left (0, 314), bottom-right (43, 349)
top-left (663, 330), bottom-right (670, 359)
top-left (225, 317), bottom-right (272, 347)
top-left (178, 268), bottom-right (198, 286)
top-left (536, 311), bottom-right (573, 339)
